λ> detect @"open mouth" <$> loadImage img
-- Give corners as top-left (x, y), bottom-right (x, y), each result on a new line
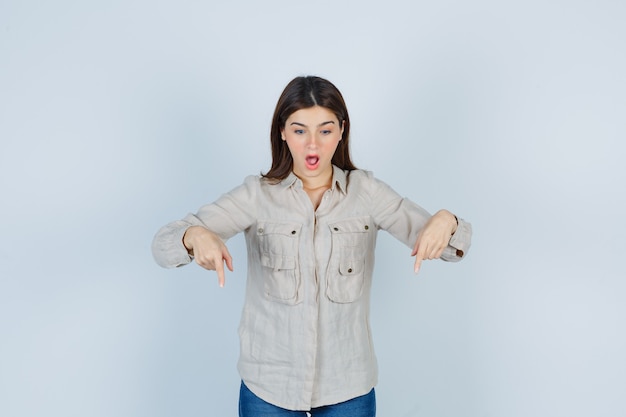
top-left (305, 155), bottom-right (320, 170)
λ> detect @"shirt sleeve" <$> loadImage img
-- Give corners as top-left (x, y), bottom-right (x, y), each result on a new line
top-left (151, 175), bottom-right (259, 268)
top-left (364, 171), bottom-right (472, 262)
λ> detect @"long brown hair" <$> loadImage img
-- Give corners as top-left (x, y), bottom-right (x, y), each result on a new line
top-left (262, 76), bottom-right (357, 181)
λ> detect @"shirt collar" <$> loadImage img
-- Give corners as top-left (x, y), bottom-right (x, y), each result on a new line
top-left (278, 165), bottom-right (348, 195)
top-left (331, 165), bottom-right (348, 195)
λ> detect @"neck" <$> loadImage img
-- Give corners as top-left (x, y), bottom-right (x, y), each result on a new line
top-left (303, 181), bottom-right (331, 191)
top-left (297, 167), bottom-right (333, 191)
top-left (299, 171), bottom-right (333, 211)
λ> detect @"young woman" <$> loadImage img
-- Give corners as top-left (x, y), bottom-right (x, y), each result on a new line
top-left (152, 76), bottom-right (472, 416)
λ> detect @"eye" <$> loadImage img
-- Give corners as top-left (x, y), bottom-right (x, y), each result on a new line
top-left (321, 129), bottom-right (332, 135)
top-left (294, 129), bottom-right (305, 135)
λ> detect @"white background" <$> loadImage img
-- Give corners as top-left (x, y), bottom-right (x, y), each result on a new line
top-left (1, 1), bottom-right (624, 416)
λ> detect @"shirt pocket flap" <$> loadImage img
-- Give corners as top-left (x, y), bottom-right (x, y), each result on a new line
top-left (257, 221), bottom-right (302, 256)
top-left (338, 257), bottom-right (364, 276)
top-left (257, 221), bottom-right (302, 237)
top-left (329, 216), bottom-right (371, 235)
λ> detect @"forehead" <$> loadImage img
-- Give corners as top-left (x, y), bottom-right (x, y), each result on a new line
top-left (286, 106), bottom-right (338, 124)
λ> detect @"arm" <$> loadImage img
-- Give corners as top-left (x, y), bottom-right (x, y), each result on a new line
top-left (151, 175), bottom-right (258, 284)
top-left (365, 173), bottom-right (472, 274)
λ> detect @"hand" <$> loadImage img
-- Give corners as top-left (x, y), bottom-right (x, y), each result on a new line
top-left (183, 226), bottom-right (234, 287)
top-left (411, 209), bottom-right (458, 274)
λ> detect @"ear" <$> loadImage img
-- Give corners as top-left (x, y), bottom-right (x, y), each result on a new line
top-left (340, 120), bottom-right (345, 139)
top-left (280, 128), bottom-right (286, 141)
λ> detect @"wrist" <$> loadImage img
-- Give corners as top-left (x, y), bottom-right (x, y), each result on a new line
top-left (451, 214), bottom-right (458, 235)
top-left (183, 226), bottom-right (200, 254)
top-left (438, 209), bottom-right (458, 235)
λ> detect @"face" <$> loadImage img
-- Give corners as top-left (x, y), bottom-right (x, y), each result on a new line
top-left (281, 106), bottom-right (344, 187)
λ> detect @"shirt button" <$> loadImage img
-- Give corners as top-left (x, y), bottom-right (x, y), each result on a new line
top-left (258, 228), bottom-right (264, 234)
top-left (291, 230), bottom-right (296, 235)
top-left (348, 268), bottom-right (353, 273)
top-left (333, 227), bottom-right (339, 231)
top-left (364, 225), bottom-right (369, 230)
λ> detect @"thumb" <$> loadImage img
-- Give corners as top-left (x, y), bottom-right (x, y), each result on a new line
top-left (223, 248), bottom-right (234, 272)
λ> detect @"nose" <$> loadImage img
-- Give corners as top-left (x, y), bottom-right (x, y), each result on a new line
top-left (306, 133), bottom-right (318, 148)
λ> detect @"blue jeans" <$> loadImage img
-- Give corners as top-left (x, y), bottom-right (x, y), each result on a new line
top-left (238, 381), bottom-right (376, 417)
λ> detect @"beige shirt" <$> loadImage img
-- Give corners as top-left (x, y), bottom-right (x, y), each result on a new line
top-left (152, 166), bottom-right (472, 410)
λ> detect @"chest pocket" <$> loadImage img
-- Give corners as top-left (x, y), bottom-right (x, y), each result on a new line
top-left (257, 221), bottom-right (302, 305)
top-left (327, 216), bottom-right (372, 303)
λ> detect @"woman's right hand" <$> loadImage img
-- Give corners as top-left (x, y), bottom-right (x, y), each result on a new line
top-left (183, 226), bottom-right (233, 287)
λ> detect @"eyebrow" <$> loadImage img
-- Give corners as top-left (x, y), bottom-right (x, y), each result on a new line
top-left (290, 121), bottom-right (336, 128)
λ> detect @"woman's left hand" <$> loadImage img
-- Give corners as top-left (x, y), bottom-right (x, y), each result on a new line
top-left (411, 209), bottom-right (458, 274)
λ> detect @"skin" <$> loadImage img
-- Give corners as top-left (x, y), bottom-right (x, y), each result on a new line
top-left (183, 225), bottom-right (233, 287)
top-left (281, 106), bottom-right (344, 209)
top-left (411, 209), bottom-right (458, 274)
top-left (183, 105), bottom-right (458, 286)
